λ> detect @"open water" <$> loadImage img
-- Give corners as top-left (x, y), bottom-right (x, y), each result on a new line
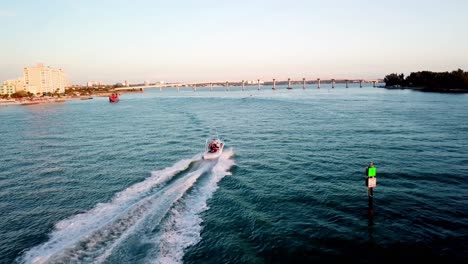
top-left (0, 84), bottom-right (467, 264)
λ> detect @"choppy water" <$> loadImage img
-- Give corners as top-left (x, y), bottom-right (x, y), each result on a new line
top-left (1, 84), bottom-right (467, 264)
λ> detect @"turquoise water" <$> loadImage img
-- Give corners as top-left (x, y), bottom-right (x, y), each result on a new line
top-left (1, 84), bottom-right (467, 263)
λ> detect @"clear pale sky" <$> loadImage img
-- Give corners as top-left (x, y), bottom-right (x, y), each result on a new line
top-left (1, 0), bottom-right (467, 84)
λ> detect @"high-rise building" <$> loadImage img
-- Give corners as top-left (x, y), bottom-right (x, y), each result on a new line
top-left (23, 63), bottom-right (68, 95)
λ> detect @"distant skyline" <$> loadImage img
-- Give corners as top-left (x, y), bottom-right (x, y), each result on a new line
top-left (1, 0), bottom-right (468, 85)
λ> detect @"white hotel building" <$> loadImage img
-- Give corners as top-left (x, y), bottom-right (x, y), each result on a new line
top-left (23, 63), bottom-right (68, 95)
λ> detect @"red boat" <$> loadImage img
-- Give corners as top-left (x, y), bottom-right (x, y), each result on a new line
top-left (109, 93), bottom-right (119, 103)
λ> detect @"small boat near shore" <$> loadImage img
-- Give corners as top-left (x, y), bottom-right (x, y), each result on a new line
top-left (203, 136), bottom-right (225, 160)
top-left (21, 101), bottom-right (40, 105)
top-left (109, 93), bottom-right (119, 103)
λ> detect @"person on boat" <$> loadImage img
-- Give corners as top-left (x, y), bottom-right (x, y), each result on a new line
top-left (209, 140), bottom-right (219, 152)
top-left (208, 142), bottom-right (213, 152)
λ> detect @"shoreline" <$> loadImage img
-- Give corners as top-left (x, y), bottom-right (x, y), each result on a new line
top-left (0, 90), bottom-right (143, 107)
top-left (0, 96), bottom-right (90, 106)
top-left (377, 85), bottom-right (468, 93)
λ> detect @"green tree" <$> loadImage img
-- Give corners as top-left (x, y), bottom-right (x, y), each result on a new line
top-left (385, 69), bottom-right (468, 91)
top-left (10, 90), bottom-right (33, 98)
top-left (384, 73), bottom-right (404, 87)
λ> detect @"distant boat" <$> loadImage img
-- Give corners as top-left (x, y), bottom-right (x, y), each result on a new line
top-left (21, 101), bottom-right (40, 105)
top-left (109, 93), bottom-right (119, 103)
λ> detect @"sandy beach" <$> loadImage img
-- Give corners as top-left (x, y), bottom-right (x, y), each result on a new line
top-left (0, 96), bottom-right (88, 106)
top-left (0, 90), bottom-right (143, 107)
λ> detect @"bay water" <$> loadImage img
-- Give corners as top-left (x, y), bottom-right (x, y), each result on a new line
top-left (1, 84), bottom-right (467, 263)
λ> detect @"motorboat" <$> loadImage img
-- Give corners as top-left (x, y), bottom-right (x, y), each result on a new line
top-left (21, 101), bottom-right (40, 105)
top-left (109, 93), bottom-right (119, 103)
top-left (203, 137), bottom-right (224, 160)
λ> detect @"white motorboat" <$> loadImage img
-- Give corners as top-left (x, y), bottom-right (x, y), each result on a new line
top-left (203, 137), bottom-right (224, 160)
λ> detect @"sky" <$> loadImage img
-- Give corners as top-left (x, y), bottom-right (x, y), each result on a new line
top-left (1, 0), bottom-right (468, 84)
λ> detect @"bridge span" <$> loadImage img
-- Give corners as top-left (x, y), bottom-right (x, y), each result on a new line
top-left (114, 79), bottom-right (382, 91)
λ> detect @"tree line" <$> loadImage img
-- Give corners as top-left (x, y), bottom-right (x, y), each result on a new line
top-left (384, 69), bottom-right (468, 91)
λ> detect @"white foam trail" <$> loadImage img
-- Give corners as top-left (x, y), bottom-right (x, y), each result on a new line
top-left (18, 154), bottom-right (200, 264)
top-left (94, 162), bottom-right (213, 263)
top-left (155, 148), bottom-right (235, 264)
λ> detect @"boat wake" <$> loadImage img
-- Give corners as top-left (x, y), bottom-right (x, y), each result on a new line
top-left (17, 149), bottom-right (235, 264)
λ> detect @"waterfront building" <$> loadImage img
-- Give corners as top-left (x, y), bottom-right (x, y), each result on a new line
top-left (87, 81), bottom-right (103, 87)
top-left (0, 78), bottom-right (25, 96)
top-left (23, 63), bottom-right (68, 95)
top-left (0, 81), bottom-right (16, 96)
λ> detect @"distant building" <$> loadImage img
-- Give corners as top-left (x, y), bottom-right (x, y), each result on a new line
top-left (23, 63), bottom-right (68, 95)
top-left (124, 80), bottom-right (129, 87)
top-left (0, 78), bottom-right (25, 96)
top-left (87, 81), bottom-right (103, 87)
top-left (0, 82), bottom-right (15, 95)
top-left (144, 81), bottom-right (149, 86)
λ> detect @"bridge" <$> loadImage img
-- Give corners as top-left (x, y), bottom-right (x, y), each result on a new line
top-left (114, 82), bottom-right (204, 91)
top-left (114, 79), bottom-right (382, 91)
